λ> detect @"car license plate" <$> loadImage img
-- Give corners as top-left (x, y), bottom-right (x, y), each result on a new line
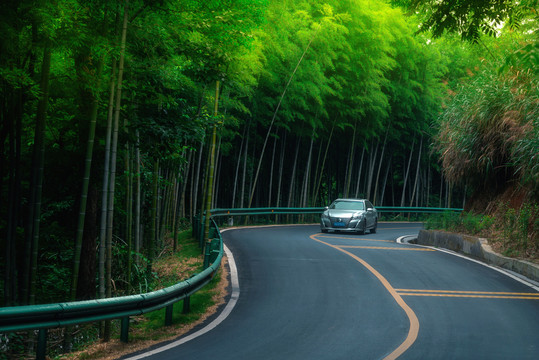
top-left (333, 222), bottom-right (345, 227)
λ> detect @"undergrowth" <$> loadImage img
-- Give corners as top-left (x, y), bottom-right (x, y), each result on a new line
top-left (58, 229), bottom-right (224, 359)
top-left (425, 203), bottom-right (539, 261)
top-left (1, 229), bottom-right (224, 360)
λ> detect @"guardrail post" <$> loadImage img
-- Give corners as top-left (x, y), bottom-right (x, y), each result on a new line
top-left (165, 304), bottom-right (174, 326)
top-left (183, 296), bottom-right (191, 314)
top-left (203, 239), bottom-right (211, 268)
top-left (36, 328), bottom-right (47, 360)
top-left (120, 317), bottom-right (129, 343)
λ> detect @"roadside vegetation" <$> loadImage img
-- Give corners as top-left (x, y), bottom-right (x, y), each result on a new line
top-left (408, 0), bottom-right (539, 263)
top-left (426, 206), bottom-right (539, 262)
top-left (17, 229), bottom-right (227, 360)
top-left (59, 233), bottom-right (228, 360)
top-left (424, 62), bottom-right (538, 262)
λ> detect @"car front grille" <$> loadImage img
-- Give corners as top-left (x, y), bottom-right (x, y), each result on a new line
top-left (330, 217), bottom-right (350, 226)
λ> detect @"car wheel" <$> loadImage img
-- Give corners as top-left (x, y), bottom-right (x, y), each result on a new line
top-left (358, 221), bottom-right (366, 235)
top-left (321, 228), bottom-right (328, 233)
top-left (370, 220), bottom-right (377, 234)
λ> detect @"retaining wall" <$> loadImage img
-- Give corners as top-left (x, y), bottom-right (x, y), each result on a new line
top-left (417, 229), bottom-right (539, 283)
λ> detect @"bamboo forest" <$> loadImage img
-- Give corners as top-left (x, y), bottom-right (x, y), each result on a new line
top-left (0, 0), bottom-right (538, 356)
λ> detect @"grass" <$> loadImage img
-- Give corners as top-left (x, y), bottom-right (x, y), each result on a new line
top-left (425, 204), bottom-right (538, 262)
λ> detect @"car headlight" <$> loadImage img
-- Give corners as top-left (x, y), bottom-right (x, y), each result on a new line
top-left (351, 212), bottom-right (364, 220)
top-left (321, 213), bottom-right (329, 219)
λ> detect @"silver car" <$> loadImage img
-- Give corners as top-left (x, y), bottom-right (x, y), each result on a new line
top-left (320, 198), bottom-right (378, 234)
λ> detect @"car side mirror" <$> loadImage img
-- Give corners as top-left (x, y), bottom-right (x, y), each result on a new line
top-left (324, 206), bottom-right (329, 210)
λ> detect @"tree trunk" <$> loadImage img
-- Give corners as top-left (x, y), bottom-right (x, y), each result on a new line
top-left (268, 131), bottom-right (278, 207)
top-left (76, 185), bottom-right (98, 300)
top-left (310, 136), bottom-right (323, 204)
top-left (125, 143), bottom-right (133, 292)
top-left (400, 139), bottom-right (415, 208)
top-left (426, 159), bottom-right (431, 207)
top-left (179, 149), bottom-right (192, 219)
top-left (28, 44), bottom-right (51, 305)
top-left (276, 131), bottom-right (286, 208)
top-left (366, 141), bottom-right (379, 200)
top-left (104, 0), bottom-right (129, 340)
top-left (203, 81), bottom-right (220, 257)
top-left (4, 87), bottom-right (23, 306)
top-left (98, 58), bottom-right (117, 302)
top-left (344, 122), bottom-right (357, 198)
top-left (439, 173), bottom-right (444, 208)
top-left (231, 130), bottom-right (245, 208)
top-left (301, 129), bottom-right (315, 209)
top-left (172, 171), bottom-right (180, 251)
top-left (275, 131), bottom-right (286, 223)
top-left (148, 159), bottom-right (159, 269)
top-left (373, 123), bottom-right (390, 205)
top-left (135, 131), bottom-right (141, 259)
top-left (287, 139), bottom-right (301, 208)
top-left (240, 122), bottom-right (250, 208)
top-left (379, 155), bottom-right (392, 206)
top-left (71, 53), bottom-right (104, 301)
top-left (193, 140), bottom-right (204, 215)
top-left (354, 148), bottom-right (365, 198)
top-left (312, 119), bottom-right (335, 206)
top-left (409, 136), bottom-right (423, 207)
top-left (212, 136), bottom-right (222, 209)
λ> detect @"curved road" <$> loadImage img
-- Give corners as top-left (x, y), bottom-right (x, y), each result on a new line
top-left (124, 223), bottom-right (539, 359)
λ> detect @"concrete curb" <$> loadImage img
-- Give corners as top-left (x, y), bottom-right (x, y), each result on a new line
top-left (416, 229), bottom-right (539, 283)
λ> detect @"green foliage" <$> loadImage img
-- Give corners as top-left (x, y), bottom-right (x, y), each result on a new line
top-left (501, 202), bottom-right (539, 251)
top-left (512, 115), bottom-right (539, 191)
top-left (425, 211), bottom-right (496, 235)
top-left (434, 65), bottom-right (538, 191)
top-left (0, 333), bottom-right (26, 360)
top-left (398, 0), bottom-right (538, 43)
top-left (425, 211), bottom-right (462, 231)
top-left (426, 204), bottom-right (538, 259)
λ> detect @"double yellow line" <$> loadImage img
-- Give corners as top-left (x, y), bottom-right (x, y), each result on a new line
top-left (310, 234), bottom-right (419, 360)
top-left (310, 233), bottom-right (539, 360)
top-left (339, 245), bottom-right (435, 251)
top-left (396, 289), bottom-right (539, 300)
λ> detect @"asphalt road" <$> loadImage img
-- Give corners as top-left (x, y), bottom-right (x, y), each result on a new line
top-left (125, 223), bottom-right (539, 360)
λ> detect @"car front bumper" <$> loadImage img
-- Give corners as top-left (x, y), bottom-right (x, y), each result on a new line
top-left (320, 217), bottom-right (365, 232)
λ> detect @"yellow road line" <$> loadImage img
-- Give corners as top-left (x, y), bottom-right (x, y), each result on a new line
top-left (397, 293), bottom-right (539, 300)
top-left (395, 289), bottom-right (539, 300)
top-left (310, 234), bottom-right (419, 360)
top-left (383, 227), bottom-right (422, 230)
top-left (396, 289), bottom-right (539, 295)
top-left (316, 235), bottom-right (392, 242)
top-left (338, 245), bottom-right (435, 251)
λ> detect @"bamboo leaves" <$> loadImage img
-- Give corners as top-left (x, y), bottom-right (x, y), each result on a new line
top-left (434, 67), bottom-right (538, 192)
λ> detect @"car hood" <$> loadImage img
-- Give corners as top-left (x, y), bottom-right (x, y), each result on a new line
top-left (325, 209), bottom-right (365, 218)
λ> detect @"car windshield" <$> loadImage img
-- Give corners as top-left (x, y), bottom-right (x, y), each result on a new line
top-left (330, 201), bottom-right (364, 211)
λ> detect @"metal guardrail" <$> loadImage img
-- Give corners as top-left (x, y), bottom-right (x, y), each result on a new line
top-left (0, 218), bottom-right (223, 360)
top-left (0, 206), bottom-right (461, 359)
top-left (376, 206), bottom-right (463, 213)
top-left (211, 207), bottom-right (326, 216)
top-left (210, 206), bottom-right (463, 217)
